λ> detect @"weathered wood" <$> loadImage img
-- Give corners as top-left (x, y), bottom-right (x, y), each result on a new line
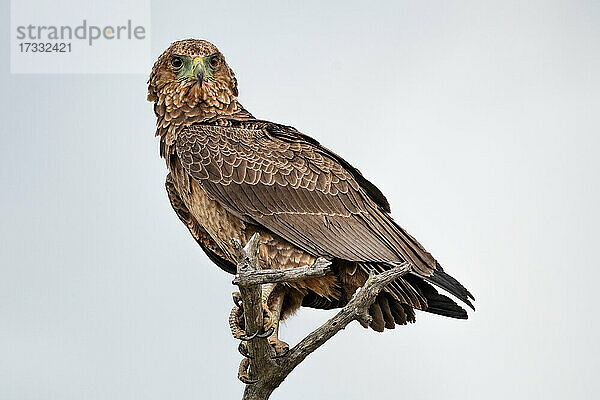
top-left (275, 262), bottom-right (411, 378)
top-left (231, 234), bottom-right (276, 397)
top-left (232, 257), bottom-right (331, 286)
top-left (232, 233), bottom-right (411, 400)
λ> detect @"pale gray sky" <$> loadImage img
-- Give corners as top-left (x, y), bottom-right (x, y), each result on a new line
top-left (2, 1), bottom-right (599, 399)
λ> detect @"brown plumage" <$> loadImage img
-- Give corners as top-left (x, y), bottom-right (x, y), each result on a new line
top-left (149, 39), bottom-right (474, 346)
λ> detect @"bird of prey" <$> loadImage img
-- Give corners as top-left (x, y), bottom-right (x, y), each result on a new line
top-left (148, 39), bottom-right (474, 357)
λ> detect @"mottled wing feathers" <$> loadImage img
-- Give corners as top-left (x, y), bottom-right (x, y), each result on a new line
top-left (176, 123), bottom-right (437, 276)
top-left (266, 123), bottom-right (391, 213)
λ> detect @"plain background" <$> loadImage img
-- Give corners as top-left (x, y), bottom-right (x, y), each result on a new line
top-left (2, 1), bottom-right (599, 399)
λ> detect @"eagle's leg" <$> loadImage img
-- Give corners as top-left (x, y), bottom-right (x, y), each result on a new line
top-left (264, 287), bottom-right (289, 356)
top-left (229, 303), bottom-right (255, 361)
top-left (261, 283), bottom-right (277, 331)
top-left (230, 287), bottom-right (288, 355)
top-left (229, 292), bottom-right (246, 340)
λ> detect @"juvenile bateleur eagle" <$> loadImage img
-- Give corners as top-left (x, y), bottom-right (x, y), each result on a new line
top-left (148, 39), bottom-right (474, 356)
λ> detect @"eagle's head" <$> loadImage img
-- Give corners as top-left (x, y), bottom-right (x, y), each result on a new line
top-left (147, 39), bottom-right (238, 111)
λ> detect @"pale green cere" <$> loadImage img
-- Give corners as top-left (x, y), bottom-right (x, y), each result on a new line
top-left (173, 53), bottom-right (218, 83)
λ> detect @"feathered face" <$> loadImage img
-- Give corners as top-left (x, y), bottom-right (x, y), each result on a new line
top-left (147, 39), bottom-right (238, 110)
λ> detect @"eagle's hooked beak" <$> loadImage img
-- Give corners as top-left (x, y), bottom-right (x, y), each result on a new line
top-left (192, 57), bottom-right (205, 87)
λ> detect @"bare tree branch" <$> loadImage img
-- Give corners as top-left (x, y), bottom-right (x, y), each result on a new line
top-left (232, 257), bottom-right (331, 286)
top-left (231, 234), bottom-right (276, 391)
top-left (231, 233), bottom-right (411, 400)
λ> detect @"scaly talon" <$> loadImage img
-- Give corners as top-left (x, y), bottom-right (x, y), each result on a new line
top-left (238, 342), bottom-right (253, 359)
top-left (256, 326), bottom-right (275, 339)
top-left (229, 304), bottom-right (246, 339)
top-left (239, 331), bottom-right (258, 341)
top-left (239, 375), bottom-right (258, 385)
top-left (271, 345), bottom-right (290, 359)
top-left (233, 285), bottom-right (291, 370)
top-left (240, 326), bottom-right (274, 341)
top-left (237, 357), bottom-right (258, 385)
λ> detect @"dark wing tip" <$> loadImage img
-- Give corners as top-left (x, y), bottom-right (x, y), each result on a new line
top-left (404, 275), bottom-right (471, 319)
top-left (423, 264), bottom-right (475, 310)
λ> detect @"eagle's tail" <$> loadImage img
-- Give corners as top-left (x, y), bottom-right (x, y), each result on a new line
top-left (359, 263), bottom-right (474, 331)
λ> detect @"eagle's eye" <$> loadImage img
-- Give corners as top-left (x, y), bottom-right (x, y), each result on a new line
top-left (209, 55), bottom-right (219, 68)
top-left (171, 56), bottom-right (183, 70)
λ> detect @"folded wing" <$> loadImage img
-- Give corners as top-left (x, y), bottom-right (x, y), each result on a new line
top-left (176, 122), bottom-right (440, 276)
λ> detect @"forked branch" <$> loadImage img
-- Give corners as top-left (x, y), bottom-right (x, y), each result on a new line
top-left (231, 233), bottom-right (411, 400)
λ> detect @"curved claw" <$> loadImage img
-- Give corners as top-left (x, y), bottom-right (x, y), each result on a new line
top-left (256, 326), bottom-right (275, 339)
top-left (239, 331), bottom-right (258, 341)
top-left (238, 342), bottom-right (253, 359)
top-left (238, 375), bottom-right (259, 385)
top-left (240, 326), bottom-right (274, 341)
top-left (238, 357), bottom-right (258, 385)
top-left (271, 346), bottom-right (290, 359)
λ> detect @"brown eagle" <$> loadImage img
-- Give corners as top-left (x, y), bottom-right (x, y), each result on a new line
top-left (148, 39), bottom-right (474, 355)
